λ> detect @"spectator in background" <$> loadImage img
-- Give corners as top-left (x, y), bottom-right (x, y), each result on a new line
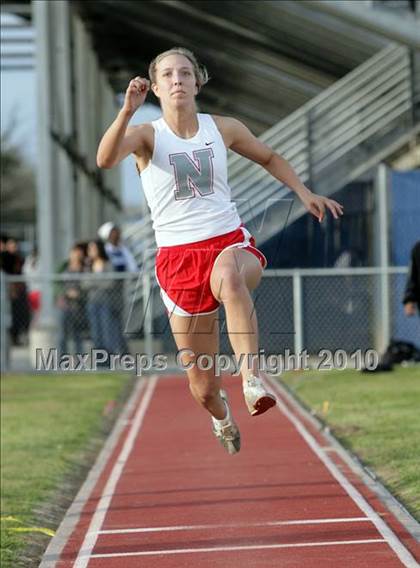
top-left (97, 223), bottom-right (135, 353)
top-left (23, 246), bottom-right (41, 320)
top-left (0, 234), bottom-right (14, 273)
top-left (85, 239), bottom-right (127, 356)
top-left (57, 241), bottom-right (89, 273)
top-left (97, 222), bottom-right (138, 272)
top-left (1, 237), bottom-right (30, 345)
top-left (57, 244), bottom-right (87, 356)
top-left (403, 240), bottom-right (420, 318)
top-left (364, 240), bottom-right (420, 372)
top-left (74, 241), bottom-right (90, 269)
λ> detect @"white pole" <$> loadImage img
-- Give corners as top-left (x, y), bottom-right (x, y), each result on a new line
top-left (142, 271), bottom-right (153, 360)
top-left (0, 273), bottom-right (10, 372)
top-left (293, 271), bottom-right (304, 355)
top-left (33, 1), bottom-right (56, 332)
top-left (377, 163), bottom-right (391, 352)
top-left (56, 0), bottom-right (76, 257)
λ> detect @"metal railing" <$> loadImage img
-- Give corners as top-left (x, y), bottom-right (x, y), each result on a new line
top-left (229, 44), bottom-right (418, 234)
top-left (1, 267), bottom-right (418, 373)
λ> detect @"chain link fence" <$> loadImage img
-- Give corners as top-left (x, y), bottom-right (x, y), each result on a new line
top-left (1, 267), bottom-right (418, 373)
top-left (1, 272), bottom-right (139, 372)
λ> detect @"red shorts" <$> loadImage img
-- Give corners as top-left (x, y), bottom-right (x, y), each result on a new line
top-left (155, 225), bottom-right (267, 316)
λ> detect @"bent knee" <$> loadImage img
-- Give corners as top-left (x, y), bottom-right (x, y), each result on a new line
top-left (212, 269), bottom-right (246, 301)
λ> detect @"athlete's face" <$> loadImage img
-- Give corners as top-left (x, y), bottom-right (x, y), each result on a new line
top-left (152, 54), bottom-right (198, 108)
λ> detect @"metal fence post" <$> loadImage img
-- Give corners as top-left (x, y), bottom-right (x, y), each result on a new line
top-left (293, 271), bottom-right (304, 355)
top-left (376, 164), bottom-right (391, 352)
top-left (0, 273), bottom-right (11, 373)
top-left (142, 271), bottom-right (153, 360)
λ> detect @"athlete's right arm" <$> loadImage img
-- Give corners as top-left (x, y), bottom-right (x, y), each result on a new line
top-left (96, 76), bottom-right (150, 169)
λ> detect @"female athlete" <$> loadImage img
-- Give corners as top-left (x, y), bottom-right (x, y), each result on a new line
top-left (97, 47), bottom-right (343, 455)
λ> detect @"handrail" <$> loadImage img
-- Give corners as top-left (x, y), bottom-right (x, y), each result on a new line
top-left (227, 50), bottom-right (413, 226)
top-left (232, 43), bottom-right (404, 149)
top-left (3, 265), bottom-right (409, 283)
top-left (228, 45), bottom-right (410, 197)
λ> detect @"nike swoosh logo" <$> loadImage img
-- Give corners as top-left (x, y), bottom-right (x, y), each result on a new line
top-left (205, 141), bottom-right (214, 145)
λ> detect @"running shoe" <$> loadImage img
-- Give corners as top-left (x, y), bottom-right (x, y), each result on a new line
top-left (243, 375), bottom-right (277, 416)
top-left (211, 390), bottom-right (241, 455)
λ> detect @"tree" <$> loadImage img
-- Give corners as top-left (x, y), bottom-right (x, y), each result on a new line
top-left (1, 126), bottom-right (36, 225)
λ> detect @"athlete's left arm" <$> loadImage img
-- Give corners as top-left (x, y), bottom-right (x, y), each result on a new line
top-left (223, 117), bottom-right (343, 222)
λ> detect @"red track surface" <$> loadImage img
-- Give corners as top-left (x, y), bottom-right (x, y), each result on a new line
top-left (52, 375), bottom-right (420, 567)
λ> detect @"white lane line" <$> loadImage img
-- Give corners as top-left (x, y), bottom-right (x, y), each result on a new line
top-left (266, 376), bottom-right (419, 568)
top-left (74, 375), bottom-right (158, 568)
top-left (39, 377), bottom-right (146, 568)
top-left (96, 517), bottom-right (371, 535)
top-left (90, 539), bottom-right (386, 559)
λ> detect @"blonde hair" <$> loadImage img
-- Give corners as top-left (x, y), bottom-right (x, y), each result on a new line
top-left (148, 47), bottom-right (209, 92)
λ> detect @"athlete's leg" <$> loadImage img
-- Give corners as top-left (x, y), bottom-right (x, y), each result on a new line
top-left (210, 248), bottom-right (262, 383)
top-left (168, 310), bottom-right (227, 420)
top-left (210, 248), bottom-right (276, 416)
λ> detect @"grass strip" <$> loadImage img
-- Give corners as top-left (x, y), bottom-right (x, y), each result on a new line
top-left (278, 366), bottom-right (420, 521)
top-left (1, 372), bottom-right (134, 567)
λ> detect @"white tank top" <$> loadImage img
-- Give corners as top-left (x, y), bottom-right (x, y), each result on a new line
top-left (140, 113), bottom-right (241, 247)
